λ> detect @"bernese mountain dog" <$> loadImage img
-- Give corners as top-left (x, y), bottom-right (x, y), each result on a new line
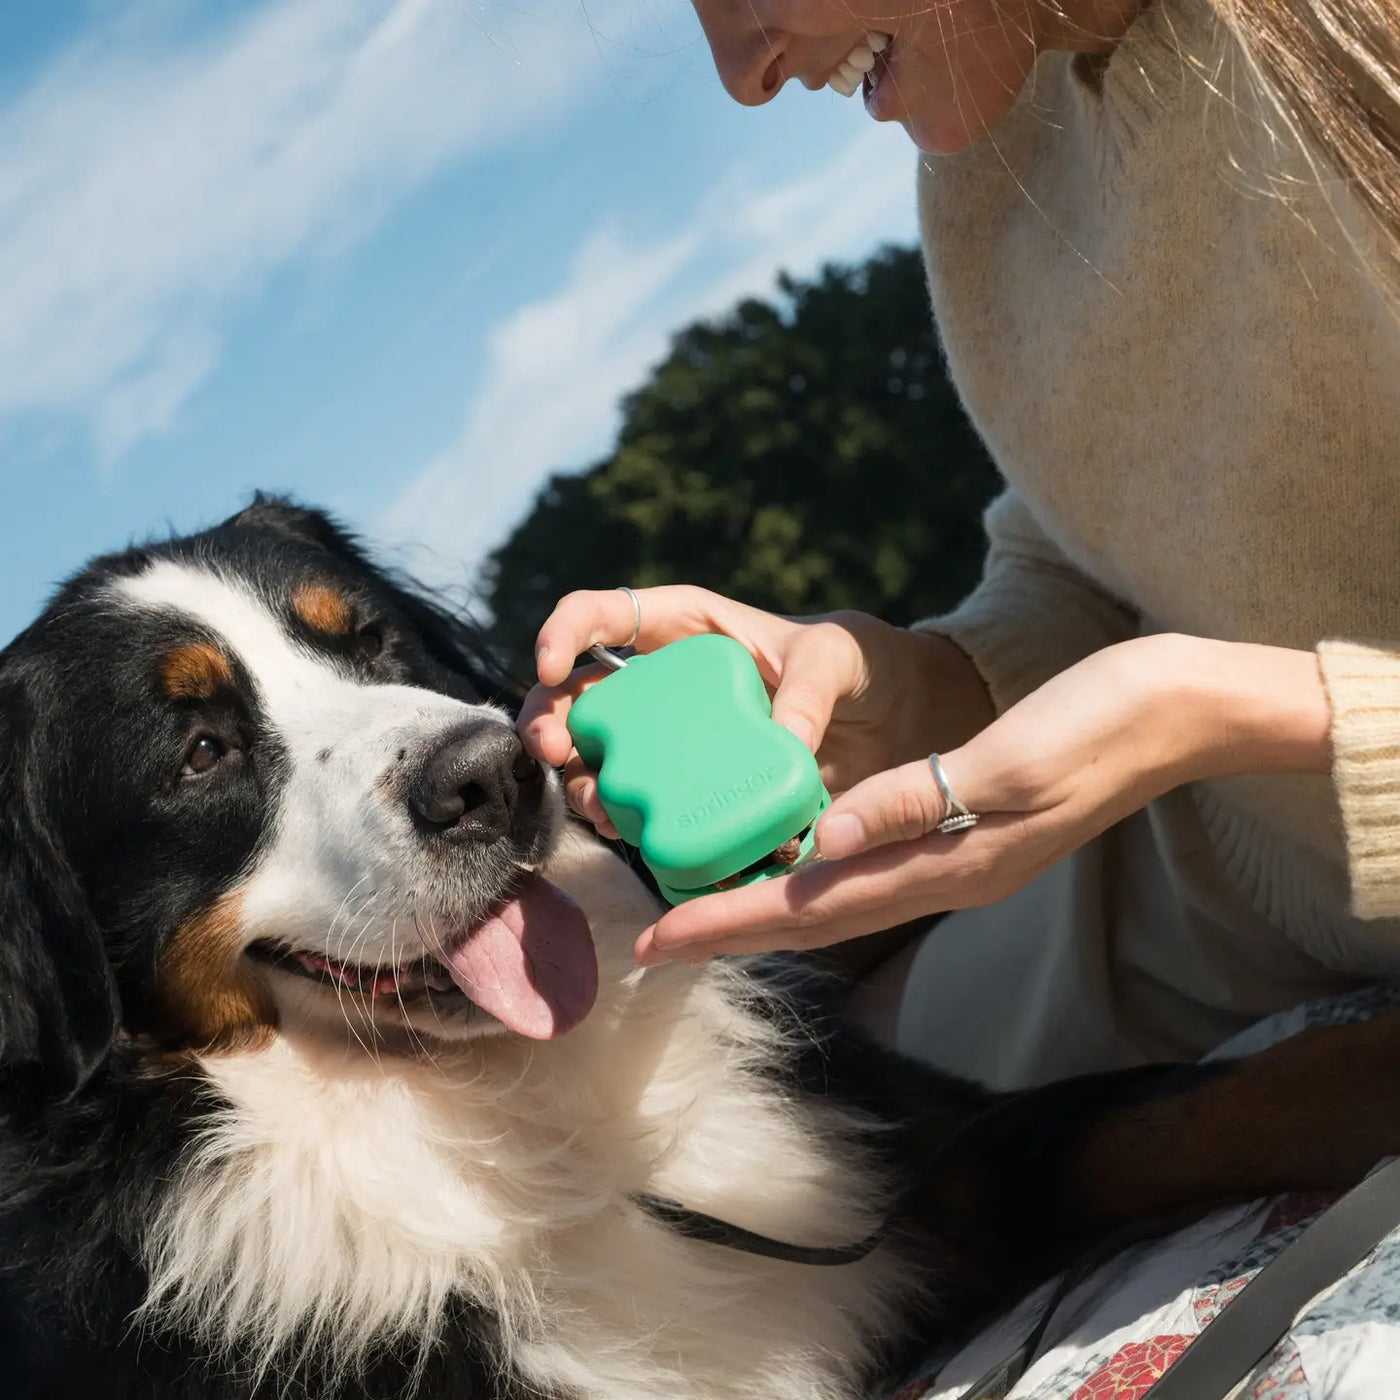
top-left (2, 495), bottom-right (1398, 1400)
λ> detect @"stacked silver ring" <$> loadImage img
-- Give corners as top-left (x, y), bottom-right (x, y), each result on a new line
top-left (928, 753), bottom-right (979, 834)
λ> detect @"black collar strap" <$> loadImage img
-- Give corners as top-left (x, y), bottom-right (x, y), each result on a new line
top-left (631, 1192), bottom-right (887, 1266)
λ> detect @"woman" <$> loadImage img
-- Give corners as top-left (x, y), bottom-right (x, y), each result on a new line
top-left (520, 0), bottom-right (1400, 1091)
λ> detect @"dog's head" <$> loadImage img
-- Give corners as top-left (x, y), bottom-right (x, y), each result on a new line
top-left (0, 496), bottom-right (598, 1097)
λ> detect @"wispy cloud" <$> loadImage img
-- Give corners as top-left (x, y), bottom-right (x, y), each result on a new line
top-left (388, 121), bottom-right (918, 583)
top-left (0, 0), bottom-right (633, 464)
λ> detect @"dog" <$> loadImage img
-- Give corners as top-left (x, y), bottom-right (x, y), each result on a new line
top-left (2, 494), bottom-right (1399, 1400)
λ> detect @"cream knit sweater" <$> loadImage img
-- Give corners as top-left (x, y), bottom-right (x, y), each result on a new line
top-left (914, 0), bottom-right (1400, 979)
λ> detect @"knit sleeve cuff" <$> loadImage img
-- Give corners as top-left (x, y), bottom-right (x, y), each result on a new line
top-left (1318, 639), bottom-right (1400, 920)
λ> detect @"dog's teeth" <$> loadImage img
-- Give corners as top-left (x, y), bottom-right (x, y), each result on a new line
top-left (828, 69), bottom-right (859, 97)
top-left (845, 44), bottom-right (875, 74)
top-left (325, 959), bottom-right (358, 987)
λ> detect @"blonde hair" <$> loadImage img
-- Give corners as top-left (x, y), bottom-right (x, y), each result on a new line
top-left (1215, 0), bottom-right (1400, 296)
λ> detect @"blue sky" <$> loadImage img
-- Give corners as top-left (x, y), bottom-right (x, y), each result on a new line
top-left (0, 0), bottom-right (920, 644)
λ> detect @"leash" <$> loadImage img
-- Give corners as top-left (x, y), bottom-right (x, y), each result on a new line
top-left (1138, 1156), bottom-right (1400, 1400)
top-left (630, 1192), bottom-right (887, 1266)
top-left (954, 1156), bottom-right (1400, 1400)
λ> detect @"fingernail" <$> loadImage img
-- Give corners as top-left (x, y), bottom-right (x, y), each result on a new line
top-left (634, 929), bottom-right (665, 966)
top-left (818, 812), bottom-right (866, 860)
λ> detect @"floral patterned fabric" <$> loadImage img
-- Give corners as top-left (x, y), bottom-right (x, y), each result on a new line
top-left (890, 987), bottom-right (1400, 1400)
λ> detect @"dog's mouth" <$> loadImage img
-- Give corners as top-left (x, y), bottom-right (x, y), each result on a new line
top-left (250, 875), bottom-right (599, 1040)
top-left (250, 943), bottom-right (460, 998)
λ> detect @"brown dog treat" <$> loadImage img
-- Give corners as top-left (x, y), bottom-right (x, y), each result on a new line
top-left (770, 837), bottom-right (802, 866)
top-left (712, 832), bottom-right (807, 891)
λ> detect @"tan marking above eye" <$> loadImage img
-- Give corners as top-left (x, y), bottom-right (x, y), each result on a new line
top-left (154, 892), bottom-right (277, 1051)
top-left (162, 643), bottom-right (234, 701)
top-left (291, 583), bottom-right (355, 636)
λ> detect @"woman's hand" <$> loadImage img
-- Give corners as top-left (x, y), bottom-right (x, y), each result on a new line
top-left (631, 633), bottom-right (1333, 964)
top-left (518, 585), bottom-right (994, 838)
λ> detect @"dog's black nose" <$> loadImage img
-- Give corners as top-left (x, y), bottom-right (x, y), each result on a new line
top-left (408, 724), bottom-right (544, 842)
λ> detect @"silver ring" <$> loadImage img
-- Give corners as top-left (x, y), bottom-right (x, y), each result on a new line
top-left (618, 586), bottom-right (641, 647)
top-left (587, 588), bottom-right (643, 673)
top-left (928, 753), bottom-right (979, 835)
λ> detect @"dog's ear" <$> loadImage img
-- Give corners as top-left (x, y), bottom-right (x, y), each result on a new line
top-left (227, 492), bottom-right (355, 556)
top-left (0, 678), bottom-right (118, 1100)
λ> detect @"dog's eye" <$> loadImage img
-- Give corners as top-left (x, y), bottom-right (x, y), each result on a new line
top-left (182, 735), bottom-right (227, 777)
top-left (357, 625), bottom-right (384, 660)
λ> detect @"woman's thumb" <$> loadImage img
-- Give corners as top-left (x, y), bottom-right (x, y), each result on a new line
top-left (769, 624), bottom-right (861, 753)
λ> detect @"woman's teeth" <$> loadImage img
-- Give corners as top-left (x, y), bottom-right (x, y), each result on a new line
top-left (828, 31), bottom-right (890, 97)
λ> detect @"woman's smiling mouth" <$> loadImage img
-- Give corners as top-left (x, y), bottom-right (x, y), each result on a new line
top-left (827, 31), bottom-right (890, 97)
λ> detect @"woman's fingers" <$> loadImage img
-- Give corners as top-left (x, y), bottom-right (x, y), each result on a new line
top-left (517, 681), bottom-right (578, 767)
top-left (633, 837), bottom-right (959, 962)
top-left (562, 757), bottom-right (617, 836)
top-left (632, 808), bottom-right (1031, 965)
top-left (533, 585), bottom-right (760, 686)
top-left (815, 750), bottom-right (977, 859)
top-left (517, 665), bottom-right (617, 832)
top-left (533, 588), bottom-right (644, 687)
top-left (518, 662), bottom-right (612, 765)
top-left (530, 591), bottom-right (870, 762)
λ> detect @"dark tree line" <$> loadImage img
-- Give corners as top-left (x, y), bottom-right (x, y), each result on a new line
top-left (482, 245), bottom-right (1000, 678)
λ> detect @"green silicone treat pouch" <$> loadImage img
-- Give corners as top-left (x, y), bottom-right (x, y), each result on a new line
top-left (566, 634), bottom-right (831, 904)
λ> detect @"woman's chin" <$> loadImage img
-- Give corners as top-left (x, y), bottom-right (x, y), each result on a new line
top-left (868, 55), bottom-right (1029, 155)
top-left (901, 97), bottom-right (1009, 155)
top-left (905, 114), bottom-right (983, 156)
top-left (865, 78), bottom-right (987, 154)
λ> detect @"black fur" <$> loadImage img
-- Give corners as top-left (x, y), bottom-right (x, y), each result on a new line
top-left (0, 667), bottom-right (119, 1099)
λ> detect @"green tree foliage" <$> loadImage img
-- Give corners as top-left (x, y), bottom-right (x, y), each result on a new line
top-left (482, 244), bottom-right (1000, 677)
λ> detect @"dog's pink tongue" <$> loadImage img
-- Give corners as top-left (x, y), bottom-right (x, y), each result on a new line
top-left (444, 878), bottom-right (597, 1039)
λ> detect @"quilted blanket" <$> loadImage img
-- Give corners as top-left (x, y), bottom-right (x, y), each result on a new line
top-left (891, 986), bottom-right (1400, 1400)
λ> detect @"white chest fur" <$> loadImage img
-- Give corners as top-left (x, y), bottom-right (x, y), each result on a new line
top-left (140, 835), bottom-right (921, 1399)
